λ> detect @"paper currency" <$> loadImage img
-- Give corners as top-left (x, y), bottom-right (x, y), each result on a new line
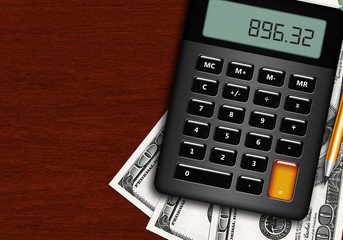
top-left (209, 46), bottom-right (343, 240)
top-left (147, 195), bottom-right (213, 240)
top-left (109, 113), bottom-right (166, 216)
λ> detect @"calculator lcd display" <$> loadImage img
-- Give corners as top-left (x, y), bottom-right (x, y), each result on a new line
top-left (203, 0), bottom-right (327, 59)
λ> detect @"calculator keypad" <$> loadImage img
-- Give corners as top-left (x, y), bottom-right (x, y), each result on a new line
top-left (241, 153), bottom-right (268, 173)
top-left (258, 68), bottom-right (285, 87)
top-left (183, 120), bottom-right (210, 139)
top-left (284, 96), bottom-right (311, 114)
top-left (276, 138), bottom-right (303, 157)
top-left (249, 111), bottom-right (276, 130)
top-left (210, 147), bottom-right (237, 166)
top-left (222, 83), bottom-right (249, 102)
top-left (245, 132), bottom-right (272, 151)
top-left (227, 61), bottom-right (254, 80)
top-left (280, 117), bottom-right (307, 136)
top-left (236, 176), bottom-right (263, 195)
top-left (218, 105), bottom-right (245, 124)
top-left (253, 89), bottom-right (281, 108)
top-left (196, 55), bottom-right (223, 74)
top-left (289, 74), bottom-right (316, 93)
top-left (214, 126), bottom-right (241, 145)
top-left (179, 141), bottom-right (206, 160)
top-left (192, 77), bottom-right (219, 96)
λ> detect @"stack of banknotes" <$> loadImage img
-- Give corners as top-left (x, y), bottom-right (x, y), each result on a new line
top-left (110, 1), bottom-right (343, 239)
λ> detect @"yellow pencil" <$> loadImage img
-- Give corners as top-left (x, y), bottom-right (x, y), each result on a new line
top-left (325, 95), bottom-right (343, 183)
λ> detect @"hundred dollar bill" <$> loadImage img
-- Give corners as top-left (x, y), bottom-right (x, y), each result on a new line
top-left (209, 46), bottom-right (343, 240)
top-left (109, 112), bottom-right (167, 216)
top-left (147, 195), bottom-right (213, 240)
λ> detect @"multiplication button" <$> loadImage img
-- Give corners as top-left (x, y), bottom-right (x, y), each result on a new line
top-left (284, 96), bottom-right (311, 114)
top-left (196, 55), bottom-right (223, 75)
top-left (253, 90), bottom-right (281, 109)
top-left (289, 74), bottom-right (316, 93)
top-left (192, 77), bottom-right (219, 96)
top-left (222, 83), bottom-right (249, 102)
top-left (258, 68), bottom-right (285, 87)
top-left (227, 61), bottom-right (254, 80)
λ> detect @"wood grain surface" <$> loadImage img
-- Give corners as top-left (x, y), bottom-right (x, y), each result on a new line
top-left (0, 0), bottom-right (341, 239)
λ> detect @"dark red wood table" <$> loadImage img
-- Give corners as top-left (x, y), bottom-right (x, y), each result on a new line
top-left (0, 1), bottom-right (341, 239)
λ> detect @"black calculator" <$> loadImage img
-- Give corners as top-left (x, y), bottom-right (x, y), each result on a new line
top-left (154, 0), bottom-right (343, 219)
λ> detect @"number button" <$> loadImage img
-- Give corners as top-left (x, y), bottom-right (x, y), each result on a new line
top-left (276, 138), bottom-right (303, 157)
top-left (245, 132), bottom-right (272, 151)
top-left (227, 61), bottom-right (254, 80)
top-left (174, 163), bottom-right (233, 189)
top-left (258, 68), bottom-right (285, 87)
top-left (179, 141), bottom-right (206, 160)
top-left (280, 117), bottom-right (307, 136)
top-left (183, 120), bottom-right (210, 139)
top-left (196, 55), bottom-right (223, 75)
top-left (236, 176), bottom-right (263, 195)
top-left (214, 126), bottom-right (241, 145)
top-left (218, 105), bottom-right (245, 124)
top-left (289, 74), bottom-right (316, 93)
top-left (253, 89), bottom-right (281, 108)
top-left (222, 83), bottom-right (250, 102)
top-left (187, 98), bottom-right (215, 118)
top-left (241, 154), bottom-right (268, 173)
top-left (192, 77), bottom-right (219, 96)
top-left (210, 148), bottom-right (237, 166)
top-left (249, 111), bottom-right (276, 130)
top-left (284, 96), bottom-right (311, 114)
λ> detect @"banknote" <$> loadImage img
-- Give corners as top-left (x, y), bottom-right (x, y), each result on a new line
top-left (209, 46), bottom-right (343, 240)
top-left (146, 195), bottom-right (214, 240)
top-left (109, 113), bottom-right (166, 216)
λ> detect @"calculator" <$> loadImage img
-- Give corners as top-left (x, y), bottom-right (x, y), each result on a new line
top-left (154, 0), bottom-right (343, 219)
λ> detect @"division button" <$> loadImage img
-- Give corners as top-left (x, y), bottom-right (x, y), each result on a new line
top-left (214, 126), bottom-right (241, 145)
top-left (210, 147), bottom-right (237, 166)
top-left (222, 83), bottom-right (250, 102)
top-left (284, 96), bottom-right (311, 114)
top-left (192, 77), bottom-right (219, 96)
top-left (174, 163), bottom-right (232, 189)
top-left (187, 98), bottom-right (215, 118)
top-left (227, 61), bottom-right (254, 80)
top-left (253, 89), bottom-right (281, 109)
top-left (218, 105), bottom-right (245, 124)
top-left (268, 160), bottom-right (298, 201)
top-left (245, 132), bottom-right (272, 151)
top-left (276, 138), bottom-right (303, 157)
top-left (236, 176), bottom-right (263, 195)
top-left (289, 74), bottom-right (316, 93)
top-left (196, 55), bottom-right (223, 75)
top-left (258, 68), bottom-right (285, 87)
top-left (241, 153), bottom-right (268, 173)
top-left (179, 141), bottom-right (206, 160)
top-left (183, 120), bottom-right (210, 139)
top-left (249, 111), bottom-right (276, 130)
top-left (280, 117), bottom-right (307, 136)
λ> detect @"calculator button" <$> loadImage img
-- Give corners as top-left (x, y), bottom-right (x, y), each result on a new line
top-left (289, 74), bottom-right (316, 93)
top-left (210, 147), bottom-right (237, 166)
top-left (192, 77), bottom-right (219, 96)
top-left (227, 61), bottom-right (254, 80)
top-left (253, 90), bottom-right (281, 109)
top-left (284, 96), bottom-right (311, 114)
top-left (276, 138), bottom-right (303, 157)
top-left (179, 141), bottom-right (206, 160)
top-left (187, 99), bottom-right (214, 118)
top-left (222, 83), bottom-right (250, 102)
top-left (218, 105), bottom-right (245, 124)
top-left (268, 160), bottom-right (298, 201)
top-left (214, 126), bottom-right (241, 145)
top-left (280, 117), bottom-right (307, 136)
top-left (196, 55), bottom-right (223, 75)
top-left (236, 176), bottom-right (263, 195)
top-left (174, 163), bottom-right (232, 189)
top-left (258, 68), bottom-right (285, 87)
top-left (245, 132), bottom-right (272, 151)
top-left (241, 153), bottom-right (268, 173)
top-left (249, 111), bottom-right (276, 130)
top-left (183, 120), bottom-right (210, 139)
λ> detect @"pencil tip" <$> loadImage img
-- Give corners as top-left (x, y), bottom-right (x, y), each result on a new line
top-left (324, 177), bottom-right (328, 185)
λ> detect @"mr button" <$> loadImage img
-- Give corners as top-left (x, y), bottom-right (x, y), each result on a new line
top-left (289, 74), bottom-right (316, 93)
top-left (196, 55), bottom-right (223, 75)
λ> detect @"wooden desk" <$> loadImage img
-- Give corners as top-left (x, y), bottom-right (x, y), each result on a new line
top-left (0, 1), bottom-right (341, 239)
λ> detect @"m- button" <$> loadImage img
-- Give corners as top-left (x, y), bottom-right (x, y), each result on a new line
top-left (258, 68), bottom-right (285, 87)
top-left (227, 61), bottom-right (254, 80)
top-left (289, 74), bottom-right (316, 93)
top-left (196, 55), bottom-right (223, 75)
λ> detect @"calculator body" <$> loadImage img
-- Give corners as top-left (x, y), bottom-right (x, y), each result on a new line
top-left (155, 0), bottom-right (343, 219)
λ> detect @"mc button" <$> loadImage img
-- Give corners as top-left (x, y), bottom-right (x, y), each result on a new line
top-left (196, 55), bottom-right (223, 75)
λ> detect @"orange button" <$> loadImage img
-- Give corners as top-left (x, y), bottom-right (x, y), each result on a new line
top-left (268, 160), bottom-right (298, 201)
